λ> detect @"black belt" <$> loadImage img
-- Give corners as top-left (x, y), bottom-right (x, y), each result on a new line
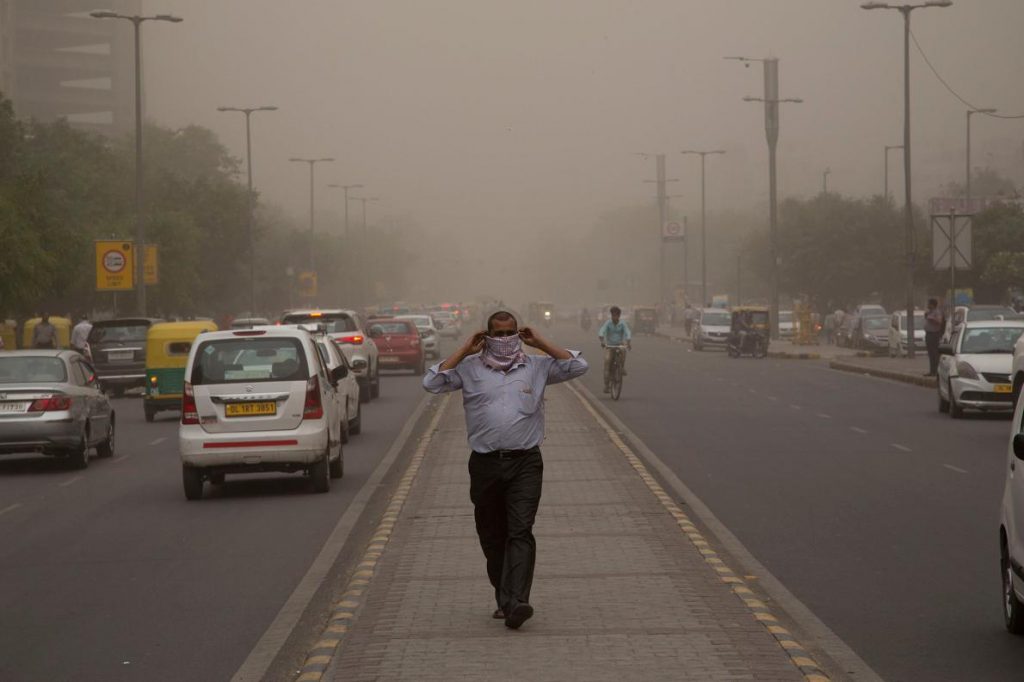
top-left (473, 446), bottom-right (540, 460)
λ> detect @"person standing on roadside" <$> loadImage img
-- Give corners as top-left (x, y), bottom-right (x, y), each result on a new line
top-left (422, 310), bottom-right (588, 630)
top-left (32, 313), bottom-right (58, 349)
top-left (923, 298), bottom-right (945, 377)
top-left (70, 314), bottom-right (92, 357)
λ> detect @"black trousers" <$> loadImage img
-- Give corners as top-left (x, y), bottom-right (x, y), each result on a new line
top-left (926, 331), bottom-right (942, 375)
top-left (468, 448), bottom-right (543, 612)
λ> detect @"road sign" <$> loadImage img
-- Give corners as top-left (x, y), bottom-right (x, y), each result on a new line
top-left (932, 212), bottom-right (972, 270)
top-left (297, 271), bottom-right (317, 298)
top-left (144, 245), bottom-right (158, 285)
top-left (95, 240), bottom-right (134, 291)
top-left (662, 218), bottom-right (686, 242)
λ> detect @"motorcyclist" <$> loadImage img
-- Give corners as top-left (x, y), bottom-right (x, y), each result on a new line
top-left (598, 305), bottom-right (632, 393)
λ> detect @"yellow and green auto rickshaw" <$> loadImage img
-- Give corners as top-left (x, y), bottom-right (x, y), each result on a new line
top-left (21, 316), bottom-right (72, 349)
top-left (143, 320), bottom-right (218, 422)
top-left (632, 306), bottom-right (659, 334)
top-left (726, 306), bottom-right (770, 359)
top-left (1, 320), bottom-right (17, 350)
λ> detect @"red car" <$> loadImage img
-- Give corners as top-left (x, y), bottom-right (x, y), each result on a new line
top-left (368, 318), bottom-right (424, 374)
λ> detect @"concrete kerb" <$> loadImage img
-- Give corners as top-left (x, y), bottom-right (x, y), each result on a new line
top-left (830, 359), bottom-right (937, 388)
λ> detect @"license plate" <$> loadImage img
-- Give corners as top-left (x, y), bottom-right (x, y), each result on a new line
top-left (380, 356), bottom-right (400, 364)
top-left (994, 384), bottom-right (1012, 394)
top-left (108, 350), bottom-right (133, 361)
top-left (0, 401), bottom-right (29, 413)
top-left (225, 401), bottom-right (276, 417)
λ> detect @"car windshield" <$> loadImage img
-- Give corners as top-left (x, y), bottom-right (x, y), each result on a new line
top-left (864, 317), bottom-right (888, 331)
top-left (192, 337), bottom-right (308, 384)
top-left (779, 312), bottom-right (793, 323)
top-left (373, 322), bottom-right (416, 335)
top-left (399, 316), bottom-right (433, 328)
top-left (281, 313), bottom-right (357, 334)
top-left (967, 308), bottom-right (1015, 322)
top-left (88, 323), bottom-right (148, 343)
top-left (703, 312), bottom-right (730, 326)
top-left (959, 327), bottom-right (1024, 354)
top-left (0, 356), bottom-right (67, 383)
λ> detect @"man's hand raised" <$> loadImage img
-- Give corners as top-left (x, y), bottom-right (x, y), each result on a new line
top-left (518, 326), bottom-right (543, 349)
top-left (464, 331), bottom-right (487, 355)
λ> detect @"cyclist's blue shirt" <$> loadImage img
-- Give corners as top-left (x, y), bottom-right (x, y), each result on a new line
top-left (598, 319), bottom-right (632, 346)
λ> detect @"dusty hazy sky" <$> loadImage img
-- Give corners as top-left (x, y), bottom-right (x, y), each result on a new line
top-left (140, 0), bottom-right (1024, 239)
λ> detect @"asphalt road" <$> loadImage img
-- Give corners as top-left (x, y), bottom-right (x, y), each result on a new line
top-left (557, 323), bottom-right (1024, 681)
top-left (0, 367), bottom-right (430, 682)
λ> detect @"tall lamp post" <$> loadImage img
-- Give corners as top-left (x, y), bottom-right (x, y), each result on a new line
top-left (90, 10), bottom-right (183, 316)
top-left (289, 157), bottom-right (335, 271)
top-left (327, 183), bottom-right (364, 239)
top-left (681, 150), bottom-right (725, 307)
top-left (728, 56), bottom-right (802, 339)
top-left (349, 196), bottom-right (380, 304)
top-left (218, 106), bottom-right (277, 315)
top-left (861, 0), bottom-right (952, 359)
top-left (822, 167), bottom-right (831, 194)
top-left (966, 108), bottom-right (996, 205)
top-left (884, 144), bottom-right (904, 201)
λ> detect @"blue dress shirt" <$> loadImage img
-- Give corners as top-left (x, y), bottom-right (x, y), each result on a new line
top-left (422, 351), bottom-right (588, 453)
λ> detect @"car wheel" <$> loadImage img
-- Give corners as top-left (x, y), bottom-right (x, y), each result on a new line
top-left (1003, 540), bottom-right (1024, 634)
top-left (359, 377), bottom-right (371, 404)
top-left (67, 430), bottom-right (89, 470)
top-left (144, 403), bottom-right (156, 423)
top-left (949, 381), bottom-right (964, 419)
top-left (937, 385), bottom-right (950, 413)
top-left (329, 448), bottom-right (344, 479)
top-left (183, 466), bottom-right (203, 500)
top-left (311, 446), bottom-right (330, 493)
top-left (370, 369), bottom-right (380, 400)
top-left (96, 418), bottom-right (115, 458)
top-left (350, 400), bottom-right (362, 436)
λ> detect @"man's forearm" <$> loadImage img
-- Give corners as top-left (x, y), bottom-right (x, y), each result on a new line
top-left (440, 347), bottom-right (471, 371)
top-left (538, 340), bottom-right (572, 360)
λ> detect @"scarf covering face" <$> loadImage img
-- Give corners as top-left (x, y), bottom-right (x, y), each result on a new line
top-left (480, 334), bottom-right (528, 372)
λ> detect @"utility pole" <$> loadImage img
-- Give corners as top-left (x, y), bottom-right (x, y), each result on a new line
top-left (639, 153), bottom-right (678, 304)
top-left (966, 108), bottom-right (996, 205)
top-left (822, 167), bottom-right (831, 194)
top-left (884, 145), bottom-right (903, 202)
top-left (681, 150), bottom-right (725, 308)
top-left (289, 157), bottom-right (334, 272)
top-left (666, 194), bottom-right (685, 300)
top-left (327, 183), bottom-right (364, 239)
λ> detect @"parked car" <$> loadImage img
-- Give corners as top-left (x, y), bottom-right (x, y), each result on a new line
top-left (395, 315), bottom-right (440, 359)
top-left (0, 350), bottom-right (115, 468)
top-left (87, 318), bottom-right (162, 397)
top-left (888, 310), bottom-right (926, 357)
top-left (368, 318), bottom-right (424, 374)
top-left (1000, 399), bottom-right (1024, 634)
top-left (178, 326), bottom-right (346, 499)
top-left (947, 305), bottom-right (1019, 342)
top-left (854, 315), bottom-right (890, 354)
top-left (854, 304), bottom-right (887, 318)
top-left (692, 308), bottom-right (731, 351)
top-left (835, 314), bottom-right (860, 348)
top-left (280, 308), bottom-right (380, 403)
top-left (778, 310), bottom-right (795, 339)
top-left (937, 320), bottom-right (1024, 418)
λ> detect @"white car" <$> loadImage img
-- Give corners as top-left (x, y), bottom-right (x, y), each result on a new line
top-left (778, 310), bottom-right (795, 339)
top-left (692, 308), bottom-right (731, 351)
top-left (280, 309), bottom-right (380, 403)
top-left (1000, 398), bottom-right (1024, 634)
top-left (432, 312), bottom-right (459, 338)
top-left (395, 315), bottom-right (440, 359)
top-left (937, 320), bottom-right (1024, 418)
top-left (178, 327), bottom-right (346, 499)
top-left (887, 310), bottom-right (926, 357)
top-left (312, 334), bottom-right (362, 442)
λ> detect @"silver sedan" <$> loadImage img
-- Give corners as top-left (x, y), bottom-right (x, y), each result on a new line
top-left (0, 350), bottom-right (115, 468)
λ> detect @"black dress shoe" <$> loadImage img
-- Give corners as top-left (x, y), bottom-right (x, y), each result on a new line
top-left (504, 602), bottom-right (534, 629)
top-left (492, 608), bottom-right (504, 619)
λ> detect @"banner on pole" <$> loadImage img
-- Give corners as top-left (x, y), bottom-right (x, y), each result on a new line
top-left (662, 218), bottom-right (686, 242)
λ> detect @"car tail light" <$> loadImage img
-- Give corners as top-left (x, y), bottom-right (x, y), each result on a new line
top-left (303, 376), bottom-right (324, 420)
top-left (233, 330), bottom-right (266, 336)
top-left (334, 334), bottom-right (364, 345)
top-left (28, 395), bottom-right (72, 412)
top-left (181, 382), bottom-right (199, 424)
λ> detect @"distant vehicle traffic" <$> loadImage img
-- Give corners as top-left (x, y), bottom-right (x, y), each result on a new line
top-left (778, 310), bottom-right (795, 339)
top-left (395, 315), bottom-right (440, 360)
top-left (87, 318), bottom-right (162, 397)
top-left (280, 309), bottom-right (380, 402)
top-left (368, 318), bottom-right (425, 374)
top-left (692, 308), bottom-right (731, 351)
top-left (855, 315), bottom-right (889, 354)
top-left (888, 310), bottom-right (926, 357)
top-left (144, 320), bottom-right (218, 422)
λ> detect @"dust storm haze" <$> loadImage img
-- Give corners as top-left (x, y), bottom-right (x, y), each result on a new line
top-left (140, 0), bottom-right (1024, 307)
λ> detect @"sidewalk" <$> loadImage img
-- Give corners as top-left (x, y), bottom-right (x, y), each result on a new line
top-left (309, 386), bottom-right (829, 682)
top-left (829, 353), bottom-right (935, 388)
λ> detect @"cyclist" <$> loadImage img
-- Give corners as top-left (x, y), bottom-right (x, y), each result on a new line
top-left (598, 305), bottom-right (632, 393)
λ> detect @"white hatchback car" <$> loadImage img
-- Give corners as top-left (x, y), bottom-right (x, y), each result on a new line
top-left (999, 400), bottom-right (1024, 634)
top-left (178, 327), bottom-right (346, 499)
top-left (692, 308), bottom-right (731, 351)
top-left (937, 320), bottom-right (1024, 418)
top-left (280, 309), bottom-right (380, 403)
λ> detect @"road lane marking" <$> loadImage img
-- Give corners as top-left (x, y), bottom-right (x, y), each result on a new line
top-left (891, 444), bottom-right (912, 452)
top-left (149, 437), bottom-right (166, 446)
top-left (817, 413), bottom-right (832, 419)
top-left (58, 476), bottom-right (82, 488)
top-left (789, 404), bottom-right (802, 410)
top-left (748, 388), bottom-right (757, 394)
top-left (768, 396), bottom-right (779, 401)
top-left (0, 503), bottom-right (22, 517)
top-left (850, 427), bottom-right (867, 434)
top-left (943, 464), bottom-right (968, 474)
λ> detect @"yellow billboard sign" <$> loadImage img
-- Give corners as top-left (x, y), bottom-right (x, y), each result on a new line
top-left (297, 271), bottom-right (317, 298)
top-left (143, 244), bottom-right (158, 285)
top-left (95, 240), bottom-right (134, 291)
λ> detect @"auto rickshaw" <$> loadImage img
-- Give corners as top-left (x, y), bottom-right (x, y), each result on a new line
top-left (143, 320), bottom-right (218, 422)
top-left (21, 316), bottom-right (72, 349)
top-left (726, 306), bottom-right (770, 359)
top-left (633, 306), bottom-right (658, 334)
top-left (0, 320), bottom-right (16, 349)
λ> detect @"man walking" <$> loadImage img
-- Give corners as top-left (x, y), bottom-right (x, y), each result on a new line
top-left (423, 310), bottom-right (588, 630)
top-left (923, 298), bottom-right (945, 377)
top-left (31, 313), bottom-right (58, 349)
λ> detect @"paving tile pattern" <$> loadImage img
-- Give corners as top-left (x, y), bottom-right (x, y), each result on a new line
top-left (326, 386), bottom-right (803, 681)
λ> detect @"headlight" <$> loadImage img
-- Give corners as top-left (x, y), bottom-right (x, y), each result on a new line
top-left (955, 360), bottom-right (979, 380)
top-left (544, 311), bottom-right (552, 319)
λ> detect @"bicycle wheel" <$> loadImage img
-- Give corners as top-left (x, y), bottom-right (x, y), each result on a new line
top-left (610, 353), bottom-right (623, 401)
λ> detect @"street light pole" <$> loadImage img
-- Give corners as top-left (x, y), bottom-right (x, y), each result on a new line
top-left (218, 106), bottom-right (277, 315)
top-left (884, 144), bottom-right (903, 201)
top-left (639, 153), bottom-right (679, 304)
top-left (822, 167), bottom-right (831, 194)
top-left (966, 108), bottom-right (997, 205)
top-left (862, 0), bottom-right (952, 359)
top-left (681, 150), bottom-right (725, 308)
top-left (728, 56), bottom-right (802, 339)
top-left (289, 157), bottom-right (335, 272)
top-left (349, 196), bottom-right (380, 304)
top-left (90, 10), bottom-right (183, 316)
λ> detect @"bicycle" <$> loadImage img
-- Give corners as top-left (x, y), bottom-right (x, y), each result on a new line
top-left (605, 345), bottom-right (627, 401)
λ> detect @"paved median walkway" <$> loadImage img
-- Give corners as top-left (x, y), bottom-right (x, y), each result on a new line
top-left (317, 386), bottom-right (822, 682)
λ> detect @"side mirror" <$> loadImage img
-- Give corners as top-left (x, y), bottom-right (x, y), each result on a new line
top-left (1013, 433), bottom-right (1024, 461)
top-left (939, 344), bottom-right (954, 356)
top-left (330, 365), bottom-right (348, 383)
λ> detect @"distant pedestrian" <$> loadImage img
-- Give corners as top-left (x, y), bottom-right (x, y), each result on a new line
top-left (32, 313), bottom-right (57, 349)
top-left (423, 310), bottom-right (588, 630)
top-left (70, 314), bottom-right (92, 356)
top-left (824, 313), bottom-right (836, 345)
top-left (923, 298), bottom-right (945, 377)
